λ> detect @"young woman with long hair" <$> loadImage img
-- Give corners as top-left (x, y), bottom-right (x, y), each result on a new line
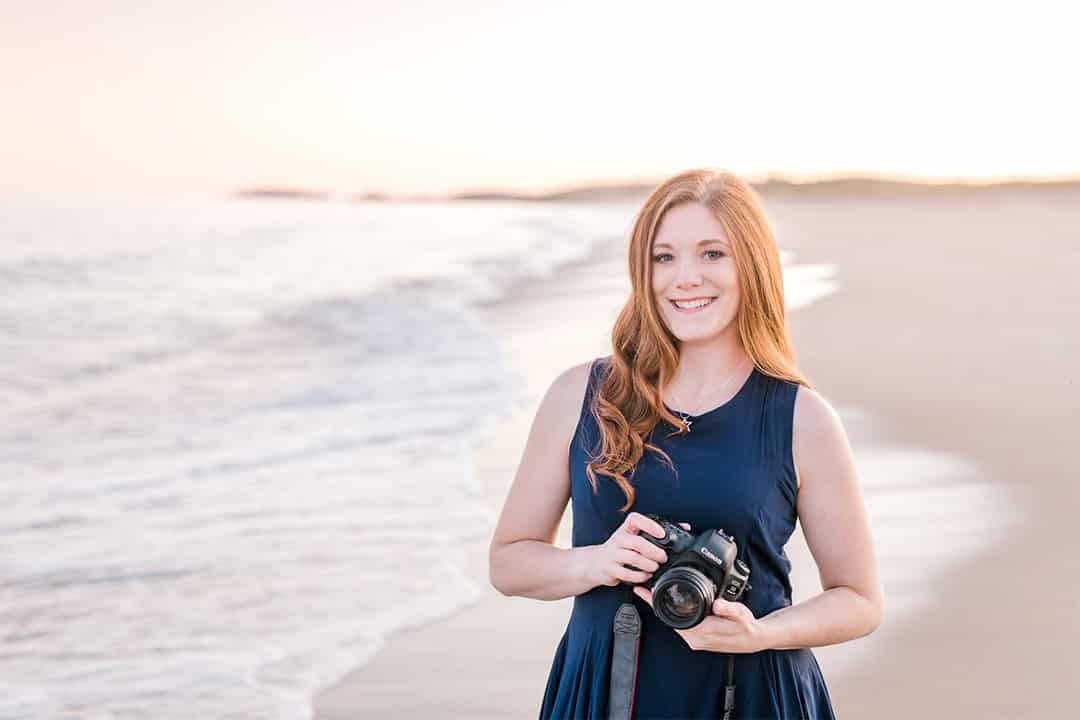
top-left (489, 169), bottom-right (882, 719)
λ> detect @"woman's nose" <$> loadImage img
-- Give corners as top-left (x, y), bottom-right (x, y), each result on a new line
top-left (674, 259), bottom-right (704, 287)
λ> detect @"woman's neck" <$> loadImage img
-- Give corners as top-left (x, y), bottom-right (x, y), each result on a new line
top-left (670, 341), bottom-right (751, 393)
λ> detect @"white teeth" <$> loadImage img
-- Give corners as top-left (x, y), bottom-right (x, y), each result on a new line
top-left (673, 298), bottom-right (714, 309)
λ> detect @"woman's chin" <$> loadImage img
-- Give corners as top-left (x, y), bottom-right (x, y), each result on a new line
top-left (673, 330), bottom-right (719, 344)
top-left (668, 321), bottom-right (736, 345)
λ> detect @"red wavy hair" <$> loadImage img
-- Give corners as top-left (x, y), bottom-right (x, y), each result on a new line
top-left (585, 169), bottom-right (814, 511)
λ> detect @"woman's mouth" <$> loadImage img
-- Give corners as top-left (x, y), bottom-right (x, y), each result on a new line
top-left (669, 297), bottom-right (716, 314)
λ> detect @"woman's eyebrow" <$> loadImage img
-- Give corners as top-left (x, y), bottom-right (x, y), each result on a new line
top-left (653, 238), bottom-right (727, 249)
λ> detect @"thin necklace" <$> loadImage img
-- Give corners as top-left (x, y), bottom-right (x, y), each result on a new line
top-left (666, 359), bottom-right (750, 433)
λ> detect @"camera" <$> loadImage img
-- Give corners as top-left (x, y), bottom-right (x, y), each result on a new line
top-left (626, 514), bottom-right (751, 629)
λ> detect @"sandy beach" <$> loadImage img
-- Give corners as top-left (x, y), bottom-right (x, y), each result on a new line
top-left (314, 182), bottom-right (1080, 719)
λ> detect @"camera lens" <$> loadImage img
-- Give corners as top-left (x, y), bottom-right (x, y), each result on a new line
top-left (658, 582), bottom-right (700, 619)
top-left (652, 567), bottom-right (715, 629)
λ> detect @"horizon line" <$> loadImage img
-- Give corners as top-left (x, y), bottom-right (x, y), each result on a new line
top-left (233, 170), bottom-right (1080, 202)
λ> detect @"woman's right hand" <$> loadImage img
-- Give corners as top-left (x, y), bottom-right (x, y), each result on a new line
top-left (586, 512), bottom-right (689, 588)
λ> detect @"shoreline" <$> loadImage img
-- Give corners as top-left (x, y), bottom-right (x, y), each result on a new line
top-left (315, 185), bottom-right (1079, 719)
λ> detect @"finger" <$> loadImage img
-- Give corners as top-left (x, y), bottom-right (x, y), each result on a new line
top-left (626, 512), bottom-right (666, 540)
top-left (678, 522), bottom-right (692, 531)
top-left (617, 548), bottom-right (659, 573)
top-left (614, 564), bottom-right (653, 584)
top-left (711, 598), bottom-right (744, 617)
top-left (633, 586), bottom-right (653, 606)
top-left (622, 533), bottom-right (668, 565)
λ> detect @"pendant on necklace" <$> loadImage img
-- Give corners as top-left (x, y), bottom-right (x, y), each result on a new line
top-left (679, 413), bottom-right (693, 432)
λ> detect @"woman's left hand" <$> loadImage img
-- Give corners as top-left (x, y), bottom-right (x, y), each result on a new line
top-left (633, 586), bottom-right (770, 653)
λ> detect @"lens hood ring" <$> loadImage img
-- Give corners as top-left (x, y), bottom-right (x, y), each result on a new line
top-left (652, 566), bottom-right (716, 629)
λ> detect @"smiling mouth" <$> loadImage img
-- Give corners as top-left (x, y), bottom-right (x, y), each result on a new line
top-left (669, 297), bottom-right (716, 311)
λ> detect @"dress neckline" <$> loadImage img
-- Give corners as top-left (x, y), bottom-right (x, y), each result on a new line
top-left (662, 365), bottom-right (759, 422)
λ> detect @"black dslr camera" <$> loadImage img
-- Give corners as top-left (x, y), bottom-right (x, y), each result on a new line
top-left (627, 514), bottom-right (751, 629)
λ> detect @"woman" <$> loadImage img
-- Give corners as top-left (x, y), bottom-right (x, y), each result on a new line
top-left (488, 169), bottom-right (883, 719)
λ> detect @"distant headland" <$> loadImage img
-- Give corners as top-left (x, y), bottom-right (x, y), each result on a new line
top-left (234, 175), bottom-right (1080, 204)
top-left (235, 187), bottom-right (331, 201)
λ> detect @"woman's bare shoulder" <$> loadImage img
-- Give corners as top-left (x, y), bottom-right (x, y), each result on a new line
top-left (792, 385), bottom-right (843, 439)
top-left (547, 359), bottom-right (596, 422)
top-left (792, 384), bottom-right (849, 491)
top-left (554, 359), bottom-right (594, 393)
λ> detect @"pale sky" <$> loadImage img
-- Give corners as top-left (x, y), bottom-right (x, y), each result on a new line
top-left (2, 0), bottom-right (1078, 195)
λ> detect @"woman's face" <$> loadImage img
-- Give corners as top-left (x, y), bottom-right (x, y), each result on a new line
top-left (650, 202), bottom-right (740, 345)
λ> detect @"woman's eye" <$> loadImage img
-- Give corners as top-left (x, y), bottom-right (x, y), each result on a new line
top-left (653, 251), bottom-right (724, 263)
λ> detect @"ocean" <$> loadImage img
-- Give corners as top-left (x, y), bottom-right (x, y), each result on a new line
top-left (0, 194), bottom-right (633, 719)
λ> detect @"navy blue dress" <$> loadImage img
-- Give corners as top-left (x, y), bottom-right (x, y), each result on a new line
top-left (539, 356), bottom-right (836, 719)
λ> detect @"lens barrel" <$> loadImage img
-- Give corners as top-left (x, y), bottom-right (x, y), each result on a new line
top-left (652, 566), bottom-right (716, 629)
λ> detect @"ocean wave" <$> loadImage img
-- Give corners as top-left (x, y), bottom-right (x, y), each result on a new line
top-left (0, 197), bottom-right (634, 719)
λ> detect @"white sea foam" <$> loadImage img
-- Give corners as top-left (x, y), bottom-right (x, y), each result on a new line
top-left (0, 195), bottom-right (628, 719)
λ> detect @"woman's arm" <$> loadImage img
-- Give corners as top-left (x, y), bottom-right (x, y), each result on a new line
top-left (757, 385), bottom-right (884, 649)
top-left (488, 361), bottom-right (599, 601)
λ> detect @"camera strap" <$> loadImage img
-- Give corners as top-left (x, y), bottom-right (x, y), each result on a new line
top-left (607, 601), bottom-right (737, 720)
top-left (607, 602), bottom-right (641, 720)
top-left (723, 654), bottom-right (736, 720)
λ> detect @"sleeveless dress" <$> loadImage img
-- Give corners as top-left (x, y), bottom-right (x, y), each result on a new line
top-left (539, 356), bottom-right (836, 720)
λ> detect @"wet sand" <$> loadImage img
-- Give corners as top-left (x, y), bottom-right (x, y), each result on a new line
top-left (315, 182), bottom-right (1080, 719)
